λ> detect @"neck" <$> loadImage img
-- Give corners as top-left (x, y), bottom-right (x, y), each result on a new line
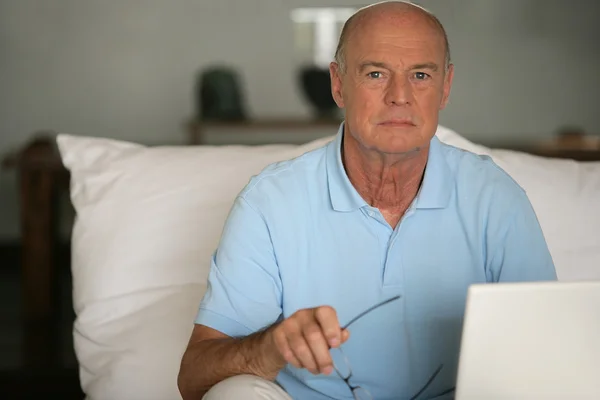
top-left (342, 132), bottom-right (429, 214)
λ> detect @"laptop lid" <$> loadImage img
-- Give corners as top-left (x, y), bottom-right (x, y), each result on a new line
top-left (455, 281), bottom-right (600, 399)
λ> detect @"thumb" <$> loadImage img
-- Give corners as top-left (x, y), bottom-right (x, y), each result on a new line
top-left (341, 328), bottom-right (350, 344)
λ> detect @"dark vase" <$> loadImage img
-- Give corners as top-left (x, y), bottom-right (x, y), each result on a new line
top-left (196, 66), bottom-right (246, 121)
top-left (299, 66), bottom-right (339, 119)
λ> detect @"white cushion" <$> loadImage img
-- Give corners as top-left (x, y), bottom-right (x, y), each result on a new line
top-left (57, 126), bottom-right (600, 400)
top-left (57, 134), bottom-right (332, 400)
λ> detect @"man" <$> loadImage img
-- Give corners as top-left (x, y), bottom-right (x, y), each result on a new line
top-left (178, 1), bottom-right (557, 399)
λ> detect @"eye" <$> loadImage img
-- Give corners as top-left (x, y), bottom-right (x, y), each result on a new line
top-left (414, 72), bottom-right (430, 80)
top-left (367, 71), bottom-right (382, 79)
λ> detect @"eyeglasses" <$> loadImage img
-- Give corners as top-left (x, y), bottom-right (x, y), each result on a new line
top-left (330, 295), bottom-right (447, 400)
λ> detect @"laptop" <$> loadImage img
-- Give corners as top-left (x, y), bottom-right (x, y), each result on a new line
top-left (455, 280), bottom-right (600, 399)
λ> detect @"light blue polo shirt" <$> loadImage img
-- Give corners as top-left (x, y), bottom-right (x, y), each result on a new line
top-left (196, 123), bottom-right (557, 400)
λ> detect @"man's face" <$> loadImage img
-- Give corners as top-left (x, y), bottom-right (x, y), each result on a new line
top-left (330, 13), bottom-right (454, 155)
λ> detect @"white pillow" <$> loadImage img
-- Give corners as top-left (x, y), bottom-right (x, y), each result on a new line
top-left (57, 126), bottom-right (600, 400)
top-left (58, 134), bottom-right (332, 400)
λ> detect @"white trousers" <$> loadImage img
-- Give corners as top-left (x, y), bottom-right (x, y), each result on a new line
top-left (203, 374), bottom-right (293, 400)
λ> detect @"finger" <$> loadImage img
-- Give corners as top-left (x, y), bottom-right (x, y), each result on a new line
top-left (302, 323), bottom-right (334, 375)
top-left (288, 331), bottom-right (319, 374)
top-left (314, 306), bottom-right (342, 348)
top-left (285, 317), bottom-right (319, 374)
top-left (272, 327), bottom-right (302, 369)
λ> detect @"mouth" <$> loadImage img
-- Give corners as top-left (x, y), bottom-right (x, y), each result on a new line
top-left (378, 119), bottom-right (416, 127)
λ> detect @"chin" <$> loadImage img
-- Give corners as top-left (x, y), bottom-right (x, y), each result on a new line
top-left (346, 122), bottom-right (430, 155)
top-left (369, 126), bottom-right (428, 154)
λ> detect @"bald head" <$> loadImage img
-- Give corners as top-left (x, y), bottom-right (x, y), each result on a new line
top-left (334, 1), bottom-right (451, 74)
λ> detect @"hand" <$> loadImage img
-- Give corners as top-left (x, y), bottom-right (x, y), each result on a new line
top-left (270, 306), bottom-right (350, 375)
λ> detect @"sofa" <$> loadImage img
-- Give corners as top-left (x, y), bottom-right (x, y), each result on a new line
top-left (55, 125), bottom-right (600, 400)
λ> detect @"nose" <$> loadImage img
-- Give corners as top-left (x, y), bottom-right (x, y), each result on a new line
top-left (384, 74), bottom-right (413, 106)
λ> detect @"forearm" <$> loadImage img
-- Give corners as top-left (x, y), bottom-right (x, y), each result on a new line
top-left (178, 326), bottom-right (284, 399)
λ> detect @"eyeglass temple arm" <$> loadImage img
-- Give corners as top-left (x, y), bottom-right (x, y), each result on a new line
top-left (342, 295), bottom-right (401, 330)
top-left (408, 364), bottom-right (444, 400)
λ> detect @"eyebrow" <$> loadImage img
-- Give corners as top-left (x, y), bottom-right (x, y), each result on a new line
top-left (358, 61), bottom-right (389, 72)
top-left (357, 61), bottom-right (439, 72)
top-left (410, 62), bottom-right (439, 71)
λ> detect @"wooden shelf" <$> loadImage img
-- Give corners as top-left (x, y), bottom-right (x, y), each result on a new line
top-left (186, 117), bottom-right (343, 144)
top-left (500, 135), bottom-right (600, 161)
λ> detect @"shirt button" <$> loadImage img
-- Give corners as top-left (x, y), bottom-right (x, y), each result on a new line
top-left (368, 211), bottom-right (374, 217)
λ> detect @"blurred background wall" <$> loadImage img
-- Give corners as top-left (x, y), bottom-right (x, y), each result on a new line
top-left (0, 0), bottom-right (599, 241)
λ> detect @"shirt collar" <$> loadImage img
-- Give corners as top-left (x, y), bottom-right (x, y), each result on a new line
top-left (414, 134), bottom-right (454, 209)
top-left (326, 123), bottom-right (368, 212)
top-left (326, 123), bottom-right (454, 212)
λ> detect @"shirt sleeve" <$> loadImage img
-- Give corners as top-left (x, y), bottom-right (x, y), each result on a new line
top-left (486, 191), bottom-right (558, 283)
top-left (195, 195), bottom-right (283, 337)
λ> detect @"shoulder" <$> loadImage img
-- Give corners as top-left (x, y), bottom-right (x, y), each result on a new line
top-left (438, 140), bottom-right (530, 208)
top-left (238, 143), bottom-right (329, 209)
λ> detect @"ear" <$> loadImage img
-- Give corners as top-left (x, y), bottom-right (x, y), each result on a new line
top-left (440, 63), bottom-right (454, 110)
top-left (329, 62), bottom-right (345, 108)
